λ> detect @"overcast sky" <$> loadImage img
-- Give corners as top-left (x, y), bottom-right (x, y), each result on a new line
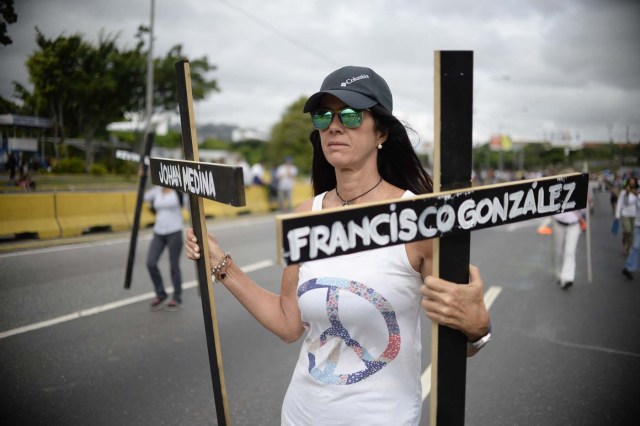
top-left (2, 0), bottom-right (639, 148)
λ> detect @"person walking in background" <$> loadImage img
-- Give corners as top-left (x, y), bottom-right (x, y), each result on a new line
top-left (251, 161), bottom-right (265, 185)
top-left (268, 163), bottom-right (279, 204)
top-left (237, 157), bottom-right (252, 187)
top-left (609, 176), bottom-right (621, 215)
top-left (552, 210), bottom-right (583, 289)
top-left (144, 186), bottom-right (187, 311)
top-left (276, 156), bottom-right (298, 212)
top-left (6, 152), bottom-right (17, 182)
top-left (622, 191), bottom-right (640, 280)
top-left (615, 176), bottom-right (638, 256)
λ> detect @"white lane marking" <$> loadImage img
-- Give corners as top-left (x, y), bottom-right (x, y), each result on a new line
top-left (420, 365), bottom-right (433, 402)
top-left (482, 286), bottom-right (503, 310)
top-left (474, 217), bottom-right (546, 233)
top-left (0, 215), bottom-right (275, 259)
top-left (0, 260), bottom-right (275, 340)
top-left (235, 260), bottom-right (275, 274)
top-left (0, 236), bottom-right (147, 258)
top-left (421, 285), bottom-right (503, 400)
top-left (504, 218), bottom-right (546, 232)
top-left (537, 337), bottom-right (640, 359)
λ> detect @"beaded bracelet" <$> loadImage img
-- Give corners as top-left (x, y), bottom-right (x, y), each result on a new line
top-left (212, 252), bottom-right (232, 281)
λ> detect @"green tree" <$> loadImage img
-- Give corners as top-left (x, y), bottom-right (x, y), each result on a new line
top-left (19, 28), bottom-right (92, 145)
top-left (268, 96), bottom-right (314, 174)
top-left (0, 0), bottom-right (17, 46)
top-left (15, 26), bottom-right (220, 171)
top-left (130, 26), bottom-right (219, 116)
top-left (153, 130), bottom-right (182, 148)
top-left (19, 28), bottom-right (137, 170)
top-left (0, 95), bottom-right (20, 113)
top-left (74, 31), bottom-right (142, 170)
top-left (231, 139), bottom-right (268, 166)
top-left (200, 138), bottom-right (231, 150)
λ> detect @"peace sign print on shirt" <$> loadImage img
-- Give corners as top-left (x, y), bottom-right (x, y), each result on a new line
top-left (297, 277), bottom-right (401, 385)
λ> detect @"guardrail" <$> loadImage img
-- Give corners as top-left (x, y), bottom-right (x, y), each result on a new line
top-left (0, 182), bottom-right (313, 240)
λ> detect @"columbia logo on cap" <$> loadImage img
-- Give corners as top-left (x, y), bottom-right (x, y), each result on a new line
top-left (340, 74), bottom-right (370, 87)
top-left (302, 66), bottom-right (393, 113)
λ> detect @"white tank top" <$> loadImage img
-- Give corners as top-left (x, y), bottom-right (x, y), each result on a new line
top-left (281, 191), bottom-right (424, 426)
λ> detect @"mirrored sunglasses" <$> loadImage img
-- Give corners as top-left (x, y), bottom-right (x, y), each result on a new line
top-left (310, 107), bottom-right (365, 130)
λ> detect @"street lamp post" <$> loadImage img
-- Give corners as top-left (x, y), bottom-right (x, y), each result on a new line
top-left (607, 123), bottom-right (616, 169)
top-left (144, 0), bottom-right (155, 138)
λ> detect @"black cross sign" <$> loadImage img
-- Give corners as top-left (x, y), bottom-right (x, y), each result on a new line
top-left (147, 60), bottom-right (245, 426)
top-left (148, 156), bottom-right (245, 206)
top-left (275, 51), bottom-right (589, 426)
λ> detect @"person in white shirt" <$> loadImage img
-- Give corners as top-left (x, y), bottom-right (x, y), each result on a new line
top-left (275, 156), bottom-right (298, 212)
top-left (552, 210), bottom-right (584, 289)
top-left (251, 162), bottom-right (265, 185)
top-left (622, 179), bottom-right (640, 280)
top-left (615, 176), bottom-right (638, 256)
top-left (238, 159), bottom-right (252, 187)
top-left (144, 186), bottom-right (186, 310)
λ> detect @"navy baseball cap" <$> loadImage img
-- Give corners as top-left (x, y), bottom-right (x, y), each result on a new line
top-left (303, 66), bottom-right (393, 113)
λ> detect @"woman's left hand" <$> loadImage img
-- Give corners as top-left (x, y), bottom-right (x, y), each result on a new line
top-left (420, 264), bottom-right (490, 342)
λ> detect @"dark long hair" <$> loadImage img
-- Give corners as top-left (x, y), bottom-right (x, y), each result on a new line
top-left (623, 176), bottom-right (638, 205)
top-left (309, 105), bottom-right (433, 196)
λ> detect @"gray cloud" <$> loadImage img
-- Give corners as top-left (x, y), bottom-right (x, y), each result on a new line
top-left (1, 0), bottom-right (639, 144)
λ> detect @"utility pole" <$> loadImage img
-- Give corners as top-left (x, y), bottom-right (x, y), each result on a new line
top-left (123, 0), bottom-right (156, 290)
top-left (144, 0), bottom-right (155, 138)
top-left (607, 123), bottom-right (614, 169)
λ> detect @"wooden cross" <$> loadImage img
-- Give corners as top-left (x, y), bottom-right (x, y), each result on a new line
top-left (275, 51), bottom-right (589, 425)
top-left (146, 60), bottom-right (245, 425)
top-left (145, 54), bottom-right (587, 425)
top-left (123, 132), bottom-right (154, 290)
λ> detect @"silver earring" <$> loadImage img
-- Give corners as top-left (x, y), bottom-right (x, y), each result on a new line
top-left (377, 143), bottom-right (383, 150)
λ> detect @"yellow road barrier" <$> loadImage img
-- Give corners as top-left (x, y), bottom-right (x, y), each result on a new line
top-left (244, 185), bottom-right (271, 214)
top-left (0, 193), bottom-right (61, 239)
top-left (292, 181), bottom-right (313, 207)
top-left (0, 180), bottom-right (314, 241)
top-left (56, 192), bottom-right (130, 237)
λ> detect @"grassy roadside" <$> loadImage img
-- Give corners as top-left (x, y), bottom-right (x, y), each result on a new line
top-left (1, 173), bottom-right (139, 192)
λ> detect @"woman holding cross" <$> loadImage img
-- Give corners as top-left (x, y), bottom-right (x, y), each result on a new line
top-left (186, 66), bottom-right (491, 425)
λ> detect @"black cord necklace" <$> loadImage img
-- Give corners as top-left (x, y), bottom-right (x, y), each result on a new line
top-left (336, 177), bottom-right (383, 206)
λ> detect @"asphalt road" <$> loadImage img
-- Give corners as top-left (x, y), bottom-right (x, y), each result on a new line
top-left (1, 191), bottom-right (639, 425)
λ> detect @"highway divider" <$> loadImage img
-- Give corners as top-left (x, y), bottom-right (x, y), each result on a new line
top-left (0, 181), bottom-right (314, 240)
top-left (0, 193), bottom-right (61, 239)
top-left (56, 191), bottom-right (130, 238)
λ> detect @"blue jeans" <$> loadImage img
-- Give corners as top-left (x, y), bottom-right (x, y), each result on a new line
top-left (147, 230), bottom-right (183, 302)
top-left (624, 226), bottom-right (640, 272)
top-left (278, 188), bottom-right (293, 212)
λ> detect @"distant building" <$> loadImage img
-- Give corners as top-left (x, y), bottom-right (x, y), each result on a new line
top-left (0, 114), bottom-right (51, 162)
top-left (231, 127), bottom-right (269, 142)
top-left (150, 147), bottom-right (241, 165)
top-left (106, 114), bottom-right (169, 135)
top-left (180, 122), bottom-right (269, 143)
top-left (195, 123), bottom-right (237, 142)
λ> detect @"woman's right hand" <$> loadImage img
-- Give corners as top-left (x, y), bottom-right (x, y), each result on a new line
top-left (185, 228), bottom-right (200, 260)
top-left (185, 227), bottom-right (224, 263)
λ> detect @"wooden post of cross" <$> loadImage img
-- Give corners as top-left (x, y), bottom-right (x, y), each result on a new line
top-left (275, 51), bottom-right (589, 425)
top-left (147, 60), bottom-right (246, 426)
top-left (123, 132), bottom-right (154, 289)
top-left (430, 50), bottom-right (473, 426)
